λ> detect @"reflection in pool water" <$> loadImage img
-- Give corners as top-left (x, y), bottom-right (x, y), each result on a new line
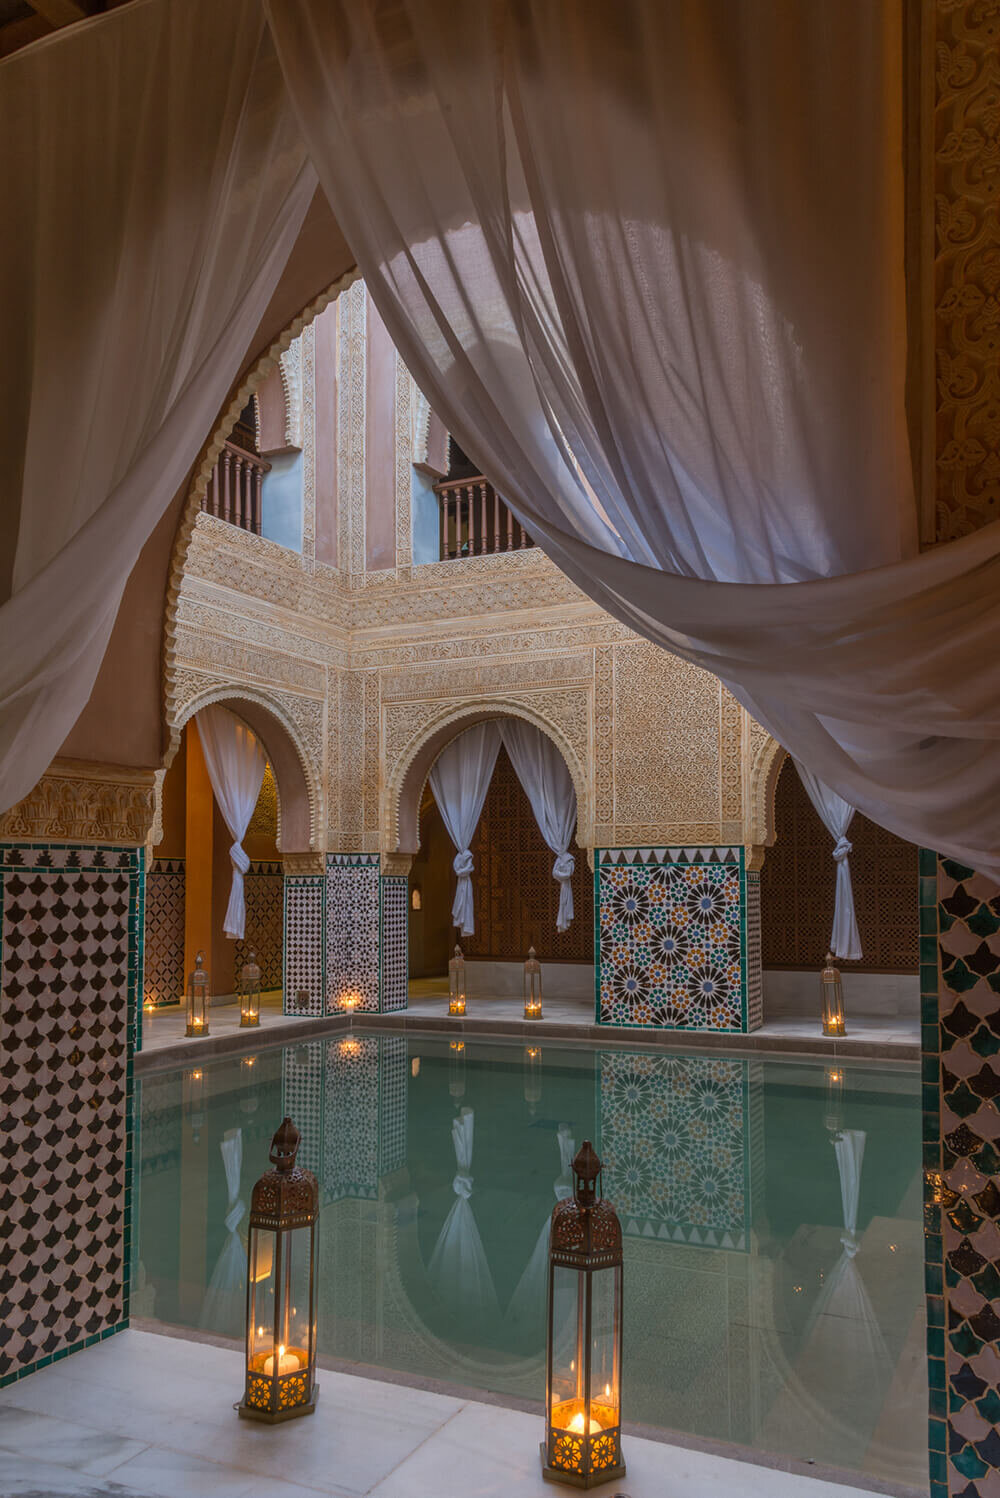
top-left (135, 1035), bottom-right (925, 1489)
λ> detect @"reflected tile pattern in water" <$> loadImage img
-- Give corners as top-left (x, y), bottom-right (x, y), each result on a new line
top-left (134, 1037), bottom-right (927, 1491)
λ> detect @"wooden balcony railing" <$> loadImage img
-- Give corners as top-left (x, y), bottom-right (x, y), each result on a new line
top-left (201, 440), bottom-right (270, 535)
top-left (434, 476), bottom-right (533, 560)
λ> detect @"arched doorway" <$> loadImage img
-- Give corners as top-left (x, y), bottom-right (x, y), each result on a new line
top-left (143, 692), bottom-right (316, 1026)
top-left (399, 714), bottom-right (593, 1001)
top-left (759, 756), bottom-right (919, 1025)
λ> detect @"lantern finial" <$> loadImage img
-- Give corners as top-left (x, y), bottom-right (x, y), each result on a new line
top-left (572, 1140), bottom-right (601, 1207)
top-left (269, 1116), bottom-right (301, 1173)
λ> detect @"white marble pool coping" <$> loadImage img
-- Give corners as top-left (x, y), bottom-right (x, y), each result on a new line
top-left (0, 1330), bottom-right (913, 1498)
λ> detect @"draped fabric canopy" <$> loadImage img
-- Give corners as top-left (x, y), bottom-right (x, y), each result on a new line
top-left (6, 0), bottom-right (1000, 879)
top-left (263, 0), bottom-right (1000, 875)
top-left (0, 0), bottom-right (315, 813)
top-left (795, 762), bottom-right (863, 962)
top-left (500, 722), bottom-right (578, 932)
top-left (428, 723), bottom-right (501, 936)
top-left (196, 706), bottom-right (268, 940)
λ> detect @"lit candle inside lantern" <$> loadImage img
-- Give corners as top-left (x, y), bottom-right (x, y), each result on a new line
top-left (567, 1410), bottom-right (602, 1436)
top-left (263, 1344), bottom-right (300, 1376)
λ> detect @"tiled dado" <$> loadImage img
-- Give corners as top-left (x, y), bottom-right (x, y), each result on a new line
top-left (0, 842), bottom-right (142, 1386)
top-left (284, 855), bottom-right (408, 1017)
top-left (595, 847), bottom-right (762, 1032)
top-left (923, 850), bottom-right (1000, 1498)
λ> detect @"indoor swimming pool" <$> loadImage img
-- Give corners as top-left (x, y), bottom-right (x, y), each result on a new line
top-left (134, 1034), bottom-right (925, 1491)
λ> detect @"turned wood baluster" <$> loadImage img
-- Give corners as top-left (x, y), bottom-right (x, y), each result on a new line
top-left (493, 485), bottom-right (500, 551)
top-left (233, 454), bottom-right (245, 528)
top-left (506, 498), bottom-right (514, 551)
top-left (221, 450), bottom-right (232, 523)
top-left (253, 462), bottom-right (264, 535)
top-left (478, 481), bottom-right (487, 554)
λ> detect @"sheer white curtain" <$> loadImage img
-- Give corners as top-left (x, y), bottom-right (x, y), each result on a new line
top-left (0, 0), bottom-right (315, 814)
top-left (506, 1123), bottom-right (575, 1329)
top-left (428, 723), bottom-right (501, 936)
top-left (196, 707), bottom-right (268, 940)
top-left (200, 1128), bottom-right (246, 1338)
top-left (427, 1107), bottom-right (499, 1323)
top-left (500, 721), bottom-right (577, 932)
top-left (265, 0), bottom-right (1000, 876)
top-left (795, 762), bottom-right (863, 962)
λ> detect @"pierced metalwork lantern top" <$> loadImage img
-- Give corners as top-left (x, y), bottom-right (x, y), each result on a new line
top-left (449, 945), bottom-right (466, 984)
top-left (241, 950), bottom-right (261, 990)
top-left (550, 1140), bottom-right (622, 1269)
top-left (249, 1117), bottom-right (318, 1232)
top-left (525, 946), bottom-right (542, 978)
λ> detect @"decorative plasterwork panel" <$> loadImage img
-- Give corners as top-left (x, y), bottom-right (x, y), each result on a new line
top-left (394, 352), bottom-right (413, 570)
top-left (379, 653), bottom-right (593, 703)
top-left (279, 338), bottom-right (303, 450)
top-left (300, 320), bottom-right (316, 566)
top-left (934, 6), bottom-right (1000, 540)
top-left (338, 278), bottom-right (367, 577)
top-left (0, 760), bottom-right (156, 845)
top-left (612, 643), bottom-right (722, 833)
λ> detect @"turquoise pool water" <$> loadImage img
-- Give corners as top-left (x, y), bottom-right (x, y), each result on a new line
top-left (135, 1034), bottom-right (926, 1489)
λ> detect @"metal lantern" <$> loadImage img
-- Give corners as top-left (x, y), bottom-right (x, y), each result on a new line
top-left (186, 950), bottom-right (210, 1037)
top-left (820, 952), bottom-right (847, 1037)
top-left (542, 1141), bottom-right (625, 1489)
top-left (524, 1044), bottom-right (543, 1115)
top-left (449, 1039), bottom-right (466, 1102)
top-left (449, 945), bottom-right (467, 1016)
top-left (524, 946), bottom-right (543, 1020)
top-left (239, 950), bottom-right (261, 1028)
top-left (239, 1117), bottom-right (319, 1423)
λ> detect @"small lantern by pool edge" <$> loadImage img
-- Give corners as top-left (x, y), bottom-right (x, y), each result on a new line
top-left (524, 946), bottom-right (543, 1020)
top-left (820, 952), bottom-right (847, 1037)
top-left (239, 950), bottom-right (261, 1028)
top-left (542, 1140), bottom-right (625, 1488)
top-left (186, 950), bottom-right (210, 1037)
top-left (449, 945), bottom-right (467, 1016)
top-left (239, 1117), bottom-right (319, 1423)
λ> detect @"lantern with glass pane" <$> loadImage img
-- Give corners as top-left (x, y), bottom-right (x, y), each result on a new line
top-left (239, 950), bottom-right (261, 1028)
top-left (239, 1117), bottom-right (318, 1423)
top-left (448, 944), bottom-right (467, 1016)
top-left (185, 950), bottom-right (210, 1037)
top-left (524, 946), bottom-right (543, 1020)
top-left (820, 952), bottom-right (847, 1037)
top-left (542, 1141), bottom-right (625, 1488)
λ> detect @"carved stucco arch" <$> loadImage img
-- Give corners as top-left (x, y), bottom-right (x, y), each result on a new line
top-left (746, 730), bottom-right (787, 862)
top-left (387, 698), bottom-right (591, 859)
top-left (172, 684), bottom-right (318, 854)
top-left (161, 266), bottom-right (362, 760)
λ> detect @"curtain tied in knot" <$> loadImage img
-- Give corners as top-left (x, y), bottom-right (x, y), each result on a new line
top-left (552, 851), bottom-right (575, 882)
top-left (452, 1171), bottom-right (474, 1200)
top-left (832, 836), bottom-right (853, 863)
top-left (841, 1231), bottom-right (859, 1259)
top-left (230, 841), bottom-right (251, 876)
top-left (453, 849), bottom-right (475, 878)
top-left (224, 1199), bottom-right (246, 1235)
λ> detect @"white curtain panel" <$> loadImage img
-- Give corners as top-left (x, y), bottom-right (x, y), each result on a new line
top-left (506, 1123), bottom-right (576, 1329)
top-left (501, 721), bottom-right (577, 932)
top-left (0, 0), bottom-right (316, 813)
top-left (794, 761), bottom-right (863, 962)
top-left (264, 0), bottom-right (1000, 876)
top-left (427, 1107), bottom-right (499, 1323)
top-left (428, 723), bottom-right (501, 936)
top-left (196, 707), bottom-right (268, 940)
top-left (200, 1128), bottom-right (246, 1338)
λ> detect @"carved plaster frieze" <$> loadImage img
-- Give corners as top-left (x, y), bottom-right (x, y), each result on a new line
top-left (394, 352), bottom-right (413, 570)
top-left (173, 626), bottom-right (326, 697)
top-left (300, 320), bottom-right (316, 567)
top-left (0, 759), bottom-right (157, 846)
top-left (381, 851), bottom-right (413, 878)
top-left (279, 339), bottom-right (303, 451)
top-left (379, 652), bottom-right (593, 703)
top-left (338, 279), bottom-right (367, 577)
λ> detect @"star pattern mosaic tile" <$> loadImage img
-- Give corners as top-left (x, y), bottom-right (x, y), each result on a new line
top-left (596, 849), bottom-right (747, 1030)
top-left (599, 1051), bottom-right (750, 1248)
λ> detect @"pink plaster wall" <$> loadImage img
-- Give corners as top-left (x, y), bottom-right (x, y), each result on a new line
top-left (256, 363), bottom-right (289, 456)
top-left (314, 301), bottom-right (339, 568)
top-left (365, 299), bottom-right (397, 572)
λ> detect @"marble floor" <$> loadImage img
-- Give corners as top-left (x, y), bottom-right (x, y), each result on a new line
top-left (0, 1331), bottom-right (902, 1498)
top-left (135, 980), bottom-right (919, 1068)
